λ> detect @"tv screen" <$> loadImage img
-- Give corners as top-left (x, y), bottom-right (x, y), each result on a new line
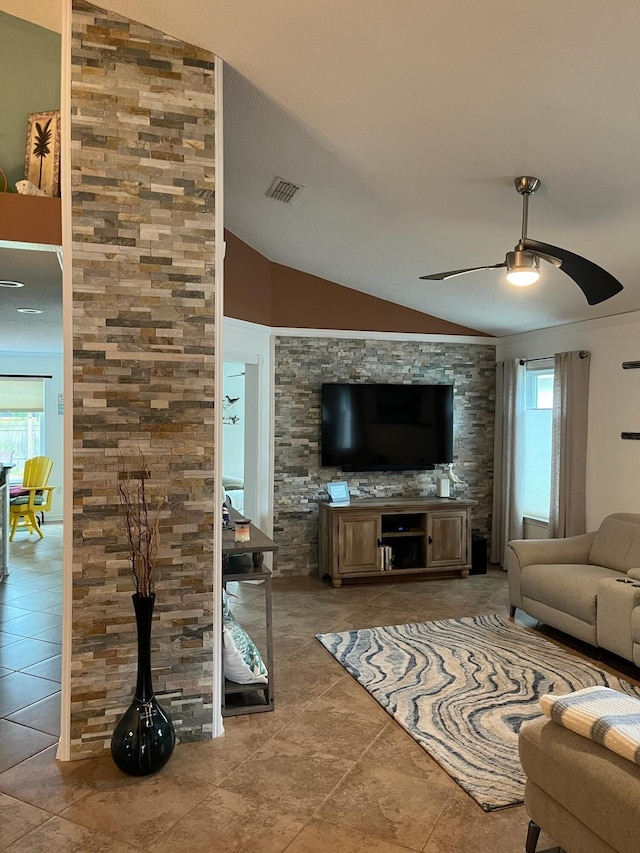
top-left (321, 383), bottom-right (453, 471)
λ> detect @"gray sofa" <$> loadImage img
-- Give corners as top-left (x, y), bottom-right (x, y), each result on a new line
top-left (507, 513), bottom-right (640, 664)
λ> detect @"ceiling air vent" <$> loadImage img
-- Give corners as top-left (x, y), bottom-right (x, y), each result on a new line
top-left (266, 177), bottom-right (305, 204)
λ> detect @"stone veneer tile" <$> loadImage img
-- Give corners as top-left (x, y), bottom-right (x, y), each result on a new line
top-left (70, 1), bottom-right (217, 756)
top-left (273, 337), bottom-right (495, 576)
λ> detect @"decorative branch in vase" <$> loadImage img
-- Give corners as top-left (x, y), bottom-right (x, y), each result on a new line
top-left (118, 455), bottom-right (163, 598)
top-left (110, 450), bottom-right (176, 776)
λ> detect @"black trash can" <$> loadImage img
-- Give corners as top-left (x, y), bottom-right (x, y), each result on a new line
top-left (470, 530), bottom-right (488, 575)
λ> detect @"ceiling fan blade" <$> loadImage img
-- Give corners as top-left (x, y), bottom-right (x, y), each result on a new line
top-left (419, 262), bottom-right (506, 281)
top-left (522, 238), bottom-right (623, 305)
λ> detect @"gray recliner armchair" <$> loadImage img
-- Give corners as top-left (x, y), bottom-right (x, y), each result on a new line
top-left (507, 513), bottom-right (640, 662)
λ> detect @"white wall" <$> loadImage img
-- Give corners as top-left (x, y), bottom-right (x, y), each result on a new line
top-left (0, 351), bottom-right (63, 519)
top-left (497, 310), bottom-right (640, 530)
top-left (223, 317), bottom-right (272, 535)
top-left (222, 361), bottom-right (245, 482)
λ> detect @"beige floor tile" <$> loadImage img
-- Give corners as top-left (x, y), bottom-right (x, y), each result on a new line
top-left (1, 612), bottom-right (61, 639)
top-left (22, 653), bottom-right (62, 682)
top-left (31, 624), bottom-right (63, 643)
top-left (284, 819), bottom-right (424, 852)
top-left (168, 714), bottom-right (286, 785)
top-left (275, 676), bottom-right (388, 762)
top-left (4, 815), bottom-right (143, 853)
top-left (428, 595), bottom-right (498, 614)
top-left (5, 591), bottom-right (61, 612)
top-left (219, 738), bottom-right (354, 817)
top-left (149, 786), bottom-right (307, 853)
top-left (0, 585), bottom-right (38, 604)
top-left (0, 792), bottom-right (51, 850)
top-left (337, 603), bottom-right (430, 631)
top-left (0, 745), bottom-right (120, 814)
top-left (274, 656), bottom-right (344, 708)
top-left (0, 605), bottom-right (32, 626)
top-left (390, 579), bottom-right (455, 595)
top-left (272, 588), bottom-right (334, 608)
top-left (369, 587), bottom-right (440, 613)
top-left (0, 638), bottom-right (60, 671)
top-left (0, 672), bottom-right (59, 717)
top-left (272, 592), bottom-right (346, 614)
top-left (317, 761), bottom-right (452, 850)
top-left (287, 637), bottom-right (342, 667)
top-left (7, 692), bottom-right (61, 737)
top-left (361, 721), bottom-right (456, 788)
top-left (313, 585), bottom-right (389, 606)
top-left (421, 788), bottom-right (555, 852)
top-left (273, 633), bottom-right (318, 660)
top-left (0, 632), bottom-right (20, 649)
top-left (0, 721), bottom-right (57, 774)
top-left (60, 770), bottom-right (214, 848)
top-left (271, 611), bottom-right (344, 636)
top-left (0, 574), bottom-right (61, 593)
top-left (414, 602), bottom-right (489, 621)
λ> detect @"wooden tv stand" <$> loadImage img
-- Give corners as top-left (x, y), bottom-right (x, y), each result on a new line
top-left (318, 496), bottom-right (476, 587)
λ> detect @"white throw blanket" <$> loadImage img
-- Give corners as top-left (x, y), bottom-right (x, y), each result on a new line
top-left (540, 685), bottom-right (640, 766)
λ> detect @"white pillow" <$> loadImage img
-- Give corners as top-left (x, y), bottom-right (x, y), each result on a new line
top-left (223, 475), bottom-right (244, 490)
top-left (222, 606), bottom-right (268, 685)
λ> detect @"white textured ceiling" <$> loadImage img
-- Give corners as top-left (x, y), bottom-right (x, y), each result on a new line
top-left (0, 247), bottom-right (61, 353)
top-left (8, 0), bottom-right (640, 336)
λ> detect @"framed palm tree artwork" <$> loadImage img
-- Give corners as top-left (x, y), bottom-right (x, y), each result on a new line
top-left (24, 110), bottom-right (61, 197)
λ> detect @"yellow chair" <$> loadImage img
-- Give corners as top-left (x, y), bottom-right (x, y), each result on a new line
top-left (9, 456), bottom-right (55, 541)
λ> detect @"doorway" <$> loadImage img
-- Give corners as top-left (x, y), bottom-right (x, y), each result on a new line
top-left (222, 361), bottom-right (246, 514)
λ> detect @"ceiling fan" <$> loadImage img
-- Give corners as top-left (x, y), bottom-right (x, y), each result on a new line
top-left (419, 176), bottom-right (623, 305)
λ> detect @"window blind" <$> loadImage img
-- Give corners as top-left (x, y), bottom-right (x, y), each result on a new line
top-left (523, 407), bottom-right (553, 520)
top-left (0, 379), bottom-right (45, 412)
top-left (522, 364), bottom-right (554, 521)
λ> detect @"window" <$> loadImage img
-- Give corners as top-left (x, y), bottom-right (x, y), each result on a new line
top-left (0, 378), bottom-right (45, 482)
top-left (523, 365), bottom-right (554, 521)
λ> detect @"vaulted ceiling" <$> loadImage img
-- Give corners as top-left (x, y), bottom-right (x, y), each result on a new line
top-left (8, 0), bottom-right (640, 337)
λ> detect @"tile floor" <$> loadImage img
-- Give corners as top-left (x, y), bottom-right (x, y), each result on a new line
top-left (0, 523), bottom-right (62, 787)
top-left (1, 531), bottom-right (636, 851)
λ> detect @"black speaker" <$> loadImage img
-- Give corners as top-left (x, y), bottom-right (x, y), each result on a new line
top-left (470, 531), bottom-right (487, 575)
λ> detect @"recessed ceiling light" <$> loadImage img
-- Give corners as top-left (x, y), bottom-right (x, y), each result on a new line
top-left (16, 308), bottom-right (43, 314)
top-left (0, 280), bottom-right (24, 288)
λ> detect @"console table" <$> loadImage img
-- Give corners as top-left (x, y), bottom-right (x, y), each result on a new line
top-left (318, 496), bottom-right (476, 587)
top-left (221, 513), bottom-right (276, 716)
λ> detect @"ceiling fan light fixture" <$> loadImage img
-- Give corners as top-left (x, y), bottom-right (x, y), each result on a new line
top-left (507, 269), bottom-right (539, 286)
top-left (506, 250), bottom-right (539, 287)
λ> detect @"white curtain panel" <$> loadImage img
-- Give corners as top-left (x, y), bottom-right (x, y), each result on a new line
top-left (549, 350), bottom-right (590, 538)
top-left (490, 359), bottom-right (526, 567)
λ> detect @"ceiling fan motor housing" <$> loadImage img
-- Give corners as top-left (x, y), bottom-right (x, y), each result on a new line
top-left (507, 250), bottom-right (539, 272)
top-left (506, 249), bottom-right (540, 286)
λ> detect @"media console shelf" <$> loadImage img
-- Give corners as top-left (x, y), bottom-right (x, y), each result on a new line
top-left (318, 496), bottom-right (477, 587)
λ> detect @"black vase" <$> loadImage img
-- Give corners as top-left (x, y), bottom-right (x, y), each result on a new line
top-left (111, 593), bottom-right (176, 776)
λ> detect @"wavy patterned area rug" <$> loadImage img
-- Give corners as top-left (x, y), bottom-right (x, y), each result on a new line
top-left (316, 614), bottom-right (640, 811)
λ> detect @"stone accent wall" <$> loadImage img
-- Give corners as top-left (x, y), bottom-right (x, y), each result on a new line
top-left (70, 1), bottom-right (216, 757)
top-left (273, 337), bottom-right (496, 576)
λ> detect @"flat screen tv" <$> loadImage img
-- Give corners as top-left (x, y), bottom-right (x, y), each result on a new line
top-left (321, 383), bottom-right (453, 471)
